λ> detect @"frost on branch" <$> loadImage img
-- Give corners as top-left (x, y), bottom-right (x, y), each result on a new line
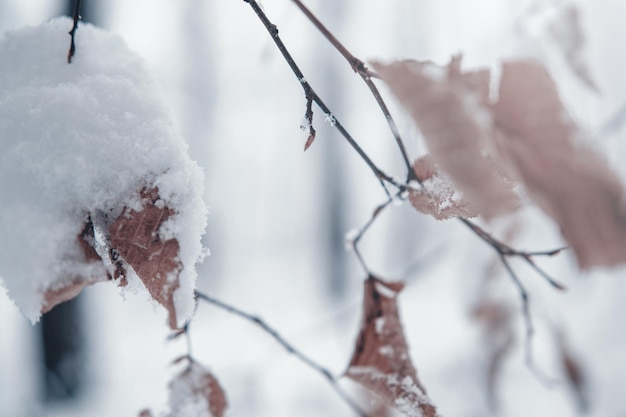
top-left (0, 18), bottom-right (207, 327)
top-left (345, 276), bottom-right (438, 417)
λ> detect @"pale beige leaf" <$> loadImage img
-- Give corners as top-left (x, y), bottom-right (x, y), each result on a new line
top-left (346, 276), bottom-right (438, 417)
top-left (494, 60), bottom-right (626, 269)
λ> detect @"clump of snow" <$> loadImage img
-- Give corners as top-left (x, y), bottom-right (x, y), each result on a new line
top-left (0, 17), bottom-right (207, 327)
top-left (167, 362), bottom-right (227, 417)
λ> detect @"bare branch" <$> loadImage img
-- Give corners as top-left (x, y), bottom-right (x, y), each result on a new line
top-left (195, 290), bottom-right (370, 417)
top-left (351, 197), bottom-right (396, 275)
top-left (67, 0), bottom-right (81, 63)
top-left (242, 0), bottom-right (402, 191)
top-left (459, 218), bottom-right (566, 290)
top-left (290, 0), bottom-right (415, 180)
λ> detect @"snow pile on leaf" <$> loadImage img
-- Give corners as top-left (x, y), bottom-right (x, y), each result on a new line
top-left (167, 362), bottom-right (227, 417)
top-left (0, 17), bottom-right (207, 328)
top-left (140, 361), bottom-right (227, 417)
top-left (345, 276), bottom-right (438, 417)
top-left (374, 57), bottom-right (626, 269)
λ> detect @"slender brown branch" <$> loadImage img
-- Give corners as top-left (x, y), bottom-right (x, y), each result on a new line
top-left (459, 218), bottom-right (566, 290)
top-left (195, 290), bottom-right (369, 417)
top-left (242, 0), bottom-right (402, 191)
top-left (67, 0), bottom-right (81, 63)
top-left (290, 0), bottom-right (415, 180)
top-left (350, 196), bottom-right (396, 275)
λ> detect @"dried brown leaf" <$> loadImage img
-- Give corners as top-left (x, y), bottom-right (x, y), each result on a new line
top-left (304, 129), bottom-right (316, 151)
top-left (409, 156), bottom-right (478, 220)
top-left (494, 60), bottom-right (626, 269)
top-left (373, 60), bottom-right (518, 219)
top-left (169, 362), bottom-right (228, 417)
top-left (109, 187), bottom-right (182, 329)
top-left (346, 276), bottom-right (438, 417)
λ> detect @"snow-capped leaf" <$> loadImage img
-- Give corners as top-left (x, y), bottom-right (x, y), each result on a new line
top-left (373, 59), bottom-right (518, 219)
top-left (547, 4), bottom-right (598, 92)
top-left (346, 276), bottom-right (438, 417)
top-left (168, 362), bottom-right (228, 417)
top-left (0, 18), bottom-right (207, 325)
top-left (109, 188), bottom-right (183, 330)
top-left (409, 156), bottom-right (478, 220)
top-left (493, 60), bottom-right (626, 269)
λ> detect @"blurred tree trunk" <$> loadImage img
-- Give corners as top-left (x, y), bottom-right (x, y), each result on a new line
top-left (315, 1), bottom-right (350, 301)
top-left (38, 0), bottom-right (99, 403)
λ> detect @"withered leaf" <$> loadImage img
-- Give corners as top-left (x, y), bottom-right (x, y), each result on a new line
top-left (409, 156), bottom-right (478, 220)
top-left (168, 362), bottom-right (228, 417)
top-left (345, 276), bottom-right (438, 417)
top-left (373, 59), bottom-right (519, 220)
top-left (493, 60), bottom-right (626, 269)
top-left (109, 187), bottom-right (183, 329)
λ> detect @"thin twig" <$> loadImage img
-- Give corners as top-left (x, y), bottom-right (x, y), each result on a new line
top-left (242, 0), bottom-right (402, 191)
top-left (459, 218), bottom-right (566, 290)
top-left (291, 0), bottom-right (415, 180)
top-left (67, 0), bottom-right (81, 63)
top-left (195, 291), bottom-right (369, 417)
top-left (351, 197), bottom-right (395, 274)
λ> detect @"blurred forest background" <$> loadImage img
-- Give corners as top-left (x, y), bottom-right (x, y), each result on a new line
top-left (1, 0), bottom-right (626, 416)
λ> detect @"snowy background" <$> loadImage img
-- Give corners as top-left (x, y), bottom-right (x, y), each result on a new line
top-left (1, 0), bottom-right (626, 416)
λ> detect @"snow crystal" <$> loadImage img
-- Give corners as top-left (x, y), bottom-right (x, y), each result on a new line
top-left (343, 228), bottom-right (359, 251)
top-left (0, 17), bottom-right (207, 327)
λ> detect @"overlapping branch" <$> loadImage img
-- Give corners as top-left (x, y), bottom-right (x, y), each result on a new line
top-left (195, 290), bottom-right (369, 417)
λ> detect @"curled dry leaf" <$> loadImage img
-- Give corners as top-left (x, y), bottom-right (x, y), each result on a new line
top-left (110, 187), bottom-right (183, 329)
top-left (168, 362), bottom-right (228, 417)
top-left (493, 60), bottom-right (626, 269)
top-left (43, 187), bottom-right (187, 330)
top-left (409, 155), bottom-right (478, 220)
top-left (345, 276), bottom-right (438, 417)
top-left (373, 58), bottom-right (519, 220)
